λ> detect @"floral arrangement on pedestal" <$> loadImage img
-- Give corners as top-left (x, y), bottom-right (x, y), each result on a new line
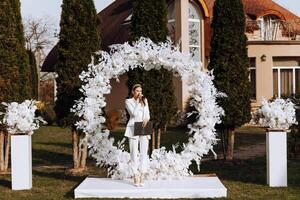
top-left (251, 97), bottom-right (298, 130)
top-left (0, 100), bottom-right (47, 135)
top-left (71, 37), bottom-right (225, 180)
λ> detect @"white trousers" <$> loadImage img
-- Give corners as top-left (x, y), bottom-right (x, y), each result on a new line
top-left (129, 136), bottom-right (149, 175)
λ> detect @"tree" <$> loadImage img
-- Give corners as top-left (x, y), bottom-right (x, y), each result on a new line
top-left (24, 16), bottom-right (56, 100)
top-left (129, 0), bottom-right (178, 150)
top-left (24, 17), bottom-right (55, 61)
top-left (12, 0), bottom-right (31, 100)
top-left (55, 0), bottom-right (100, 172)
top-left (208, 0), bottom-right (251, 160)
top-left (27, 50), bottom-right (38, 99)
top-left (0, 0), bottom-right (31, 173)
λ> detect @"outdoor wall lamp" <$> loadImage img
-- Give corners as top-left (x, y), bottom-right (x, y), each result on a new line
top-left (261, 54), bottom-right (267, 62)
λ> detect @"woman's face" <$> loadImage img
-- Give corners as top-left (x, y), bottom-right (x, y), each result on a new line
top-left (132, 86), bottom-right (142, 98)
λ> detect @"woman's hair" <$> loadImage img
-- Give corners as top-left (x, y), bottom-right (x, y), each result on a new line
top-left (130, 83), bottom-right (146, 106)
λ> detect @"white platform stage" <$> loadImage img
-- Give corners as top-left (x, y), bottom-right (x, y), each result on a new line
top-left (74, 175), bottom-right (227, 199)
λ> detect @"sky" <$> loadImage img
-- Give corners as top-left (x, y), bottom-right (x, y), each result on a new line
top-left (20, 0), bottom-right (115, 53)
top-left (273, 0), bottom-right (300, 17)
top-left (20, 0), bottom-right (114, 29)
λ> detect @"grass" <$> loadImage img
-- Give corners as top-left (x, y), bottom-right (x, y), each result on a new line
top-left (0, 125), bottom-right (299, 200)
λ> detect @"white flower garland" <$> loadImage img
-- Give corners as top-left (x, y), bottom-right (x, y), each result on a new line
top-left (71, 37), bottom-right (225, 180)
top-left (251, 97), bottom-right (298, 130)
top-left (0, 100), bottom-right (46, 135)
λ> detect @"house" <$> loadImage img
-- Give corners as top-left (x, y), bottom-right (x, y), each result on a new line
top-left (41, 0), bottom-right (300, 115)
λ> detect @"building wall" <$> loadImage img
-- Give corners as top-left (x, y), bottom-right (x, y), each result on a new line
top-left (40, 78), bottom-right (55, 104)
top-left (174, 0), bottom-right (207, 111)
top-left (248, 42), bottom-right (300, 107)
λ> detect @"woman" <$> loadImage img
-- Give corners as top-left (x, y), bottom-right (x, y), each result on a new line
top-left (124, 84), bottom-right (151, 186)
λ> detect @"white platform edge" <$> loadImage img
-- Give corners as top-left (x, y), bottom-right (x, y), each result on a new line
top-left (74, 176), bottom-right (227, 199)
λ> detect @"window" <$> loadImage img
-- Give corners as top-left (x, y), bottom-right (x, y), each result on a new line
top-left (188, 2), bottom-right (202, 63)
top-left (167, 1), bottom-right (203, 62)
top-left (249, 58), bottom-right (256, 100)
top-left (167, 2), bottom-right (176, 42)
top-left (273, 66), bottom-right (300, 97)
top-left (257, 15), bottom-right (281, 41)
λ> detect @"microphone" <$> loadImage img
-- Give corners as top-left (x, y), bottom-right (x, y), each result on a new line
top-left (139, 94), bottom-right (144, 102)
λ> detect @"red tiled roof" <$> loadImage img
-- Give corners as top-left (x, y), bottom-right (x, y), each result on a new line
top-left (242, 0), bottom-right (299, 20)
top-left (205, 0), bottom-right (299, 21)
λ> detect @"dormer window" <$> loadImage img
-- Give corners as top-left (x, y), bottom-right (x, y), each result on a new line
top-left (257, 15), bottom-right (281, 40)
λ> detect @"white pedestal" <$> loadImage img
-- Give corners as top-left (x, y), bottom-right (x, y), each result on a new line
top-left (74, 176), bottom-right (227, 199)
top-left (266, 130), bottom-right (287, 187)
top-left (11, 135), bottom-right (32, 190)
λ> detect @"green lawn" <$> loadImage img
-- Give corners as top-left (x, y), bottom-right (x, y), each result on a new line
top-left (0, 125), bottom-right (299, 200)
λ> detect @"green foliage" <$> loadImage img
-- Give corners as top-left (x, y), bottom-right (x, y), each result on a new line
top-left (280, 93), bottom-right (300, 158)
top-left (27, 50), bottom-right (38, 99)
top-left (130, 0), bottom-right (168, 43)
top-left (55, 0), bottom-right (101, 127)
top-left (0, 0), bottom-right (20, 103)
top-left (208, 0), bottom-right (251, 128)
top-left (128, 0), bottom-right (177, 128)
top-left (0, 0), bottom-right (31, 104)
top-left (293, 94), bottom-right (300, 132)
top-left (12, 0), bottom-right (31, 100)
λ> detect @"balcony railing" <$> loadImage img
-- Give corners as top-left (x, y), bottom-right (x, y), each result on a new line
top-left (246, 18), bottom-right (300, 41)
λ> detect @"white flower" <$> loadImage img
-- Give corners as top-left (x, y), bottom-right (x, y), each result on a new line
top-left (70, 37), bottom-right (225, 180)
top-left (0, 100), bottom-right (47, 135)
top-left (253, 97), bottom-right (298, 130)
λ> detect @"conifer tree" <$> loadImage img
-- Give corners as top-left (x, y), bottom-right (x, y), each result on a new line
top-left (0, 0), bottom-right (20, 103)
top-left (12, 0), bottom-right (31, 100)
top-left (27, 50), bottom-right (38, 99)
top-left (208, 0), bottom-right (251, 160)
top-left (0, 0), bottom-right (31, 173)
top-left (55, 0), bottom-right (100, 171)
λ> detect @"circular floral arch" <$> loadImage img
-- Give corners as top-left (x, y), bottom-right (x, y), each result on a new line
top-left (71, 37), bottom-right (224, 180)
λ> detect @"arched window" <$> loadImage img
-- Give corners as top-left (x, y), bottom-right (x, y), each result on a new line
top-left (188, 1), bottom-right (202, 62)
top-left (167, 1), bottom-right (176, 42)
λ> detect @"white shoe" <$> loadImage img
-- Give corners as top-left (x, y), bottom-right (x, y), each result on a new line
top-left (133, 174), bottom-right (140, 187)
top-left (139, 173), bottom-right (146, 186)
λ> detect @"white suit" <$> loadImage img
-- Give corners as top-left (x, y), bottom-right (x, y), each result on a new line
top-left (124, 97), bottom-right (151, 174)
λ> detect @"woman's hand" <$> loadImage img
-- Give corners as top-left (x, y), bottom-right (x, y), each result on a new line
top-left (138, 93), bottom-right (143, 101)
top-left (142, 118), bottom-right (148, 128)
top-left (135, 94), bottom-right (142, 103)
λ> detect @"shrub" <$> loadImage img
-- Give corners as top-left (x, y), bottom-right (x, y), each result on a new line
top-left (280, 94), bottom-right (300, 158)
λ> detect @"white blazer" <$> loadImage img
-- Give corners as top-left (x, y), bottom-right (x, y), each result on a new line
top-left (124, 97), bottom-right (151, 140)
